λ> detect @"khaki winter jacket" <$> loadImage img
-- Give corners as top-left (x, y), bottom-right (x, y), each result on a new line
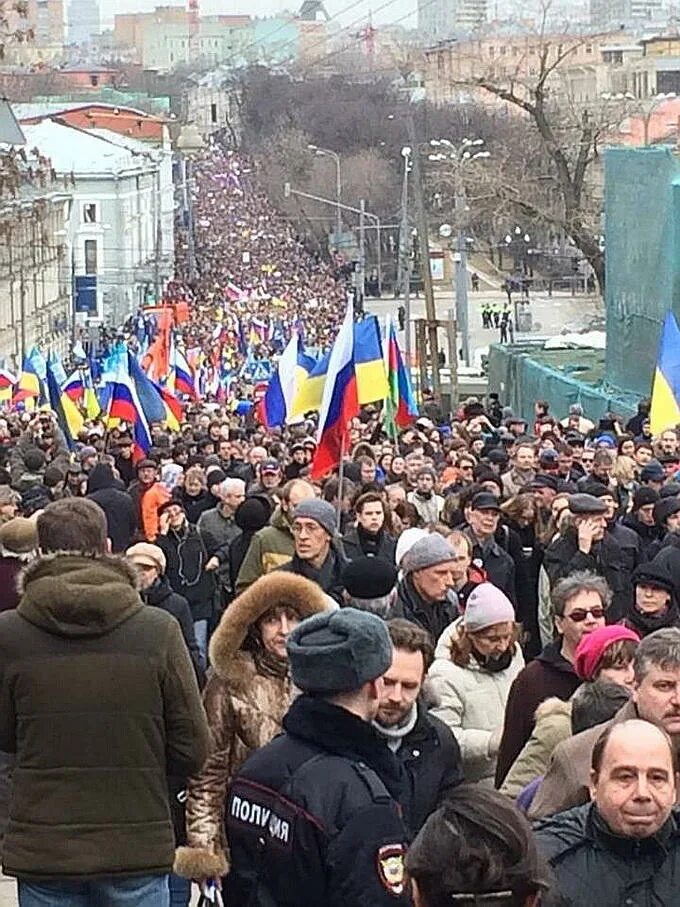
top-left (175, 571), bottom-right (329, 881)
top-left (235, 506), bottom-right (295, 591)
top-left (0, 553), bottom-right (209, 880)
top-left (500, 697), bottom-right (572, 801)
top-left (427, 619), bottom-right (525, 786)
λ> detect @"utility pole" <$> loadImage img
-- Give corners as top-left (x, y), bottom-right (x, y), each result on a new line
top-left (407, 114), bottom-right (441, 402)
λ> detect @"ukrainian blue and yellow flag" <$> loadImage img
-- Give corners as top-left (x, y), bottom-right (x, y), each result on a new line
top-left (354, 316), bottom-right (389, 405)
top-left (651, 312), bottom-right (680, 434)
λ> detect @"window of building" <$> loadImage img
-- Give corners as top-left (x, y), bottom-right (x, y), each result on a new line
top-left (83, 203), bottom-right (97, 223)
top-left (211, 102), bottom-right (218, 123)
top-left (586, 44), bottom-right (593, 53)
top-left (90, 74), bottom-right (99, 87)
top-left (500, 45), bottom-right (506, 54)
top-left (84, 239), bottom-right (97, 275)
top-left (488, 45), bottom-right (495, 56)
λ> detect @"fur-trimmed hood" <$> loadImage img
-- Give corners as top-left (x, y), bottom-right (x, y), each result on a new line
top-left (209, 571), bottom-right (329, 681)
top-left (18, 552), bottom-right (142, 638)
top-left (534, 696), bottom-right (573, 722)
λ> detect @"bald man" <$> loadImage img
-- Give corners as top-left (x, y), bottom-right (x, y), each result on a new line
top-left (534, 720), bottom-right (680, 906)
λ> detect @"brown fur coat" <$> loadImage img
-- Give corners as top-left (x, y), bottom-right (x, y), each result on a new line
top-left (174, 571), bottom-right (328, 880)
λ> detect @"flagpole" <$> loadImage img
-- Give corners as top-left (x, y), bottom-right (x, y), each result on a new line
top-left (336, 425), bottom-right (347, 532)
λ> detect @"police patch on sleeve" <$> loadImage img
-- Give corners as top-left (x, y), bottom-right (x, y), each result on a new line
top-left (377, 844), bottom-right (406, 896)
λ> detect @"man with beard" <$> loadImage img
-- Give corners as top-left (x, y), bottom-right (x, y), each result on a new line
top-left (373, 620), bottom-right (462, 834)
top-left (343, 493), bottom-right (396, 562)
top-left (501, 443), bottom-right (536, 498)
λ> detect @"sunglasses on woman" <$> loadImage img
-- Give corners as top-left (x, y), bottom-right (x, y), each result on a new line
top-left (565, 606), bottom-right (605, 622)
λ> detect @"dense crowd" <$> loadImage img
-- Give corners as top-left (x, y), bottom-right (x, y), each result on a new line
top-left (0, 142), bottom-right (678, 907)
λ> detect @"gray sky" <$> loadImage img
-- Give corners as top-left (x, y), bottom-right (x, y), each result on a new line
top-left (99, 0), bottom-right (418, 30)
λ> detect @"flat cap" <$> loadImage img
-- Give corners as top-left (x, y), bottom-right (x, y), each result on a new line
top-left (470, 491), bottom-right (501, 511)
top-left (126, 542), bottom-right (166, 574)
top-left (287, 608), bottom-right (392, 693)
top-left (568, 493), bottom-right (608, 515)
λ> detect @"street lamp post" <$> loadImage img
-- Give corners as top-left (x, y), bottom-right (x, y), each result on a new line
top-left (309, 145), bottom-right (342, 248)
top-left (429, 138), bottom-right (489, 367)
top-left (398, 145), bottom-right (412, 364)
top-left (175, 124), bottom-right (205, 283)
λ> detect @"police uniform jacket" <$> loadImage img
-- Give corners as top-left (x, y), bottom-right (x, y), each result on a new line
top-left (224, 694), bottom-right (411, 907)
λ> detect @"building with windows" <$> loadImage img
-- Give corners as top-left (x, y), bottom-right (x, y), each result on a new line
top-left (590, 0), bottom-right (662, 29)
top-left (418, 0), bottom-right (487, 43)
top-left (19, 119), bottom-right (172, 329)
top-left (67, 0), bottom-right (100, 44)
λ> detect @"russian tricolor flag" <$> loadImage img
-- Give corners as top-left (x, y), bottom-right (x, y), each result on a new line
top-left (63, 370), bottom-right (84, 403)
top-left (173, 346), bottom-right (197, 399)
top-left (311, 305), bottom-right (359, 479)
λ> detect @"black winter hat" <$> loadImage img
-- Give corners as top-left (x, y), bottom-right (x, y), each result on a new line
top-left (342, 556), bottom-right (398, 600)
top-left (632, 562), bottom-right (675, 594)
top-left (235, 495), bottom-right (272, 531)
top-left (24, 447), bottom-right (46, 473)
top-left (633, 487), bottom-right (659, 510)
top-left (654, 496), bottom-right (680, 526)
top-left (660, 482), bottom-right (680, 499)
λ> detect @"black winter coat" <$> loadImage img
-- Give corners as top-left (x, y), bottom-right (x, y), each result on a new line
top-left (86, 464), bottom-right (138, 553)
top-left (142, 577), bottom-right (204, 687)
top-left (534, 803), bottom-right (680, 907)
top-left (172, 487), bottom-right (213, 526)
top-left (342, 527), bottom-right (397, 563)
top-left (277, 547), bottom-right (346, 605)
top-left (621, 513), bottom-right (660, 561)
top-left (543, 528), bottom-right (635, 621)
top-left (390, 703), bottom-right (462, 835)
top-left (393, 576), bottom-right (458, 643)
top-left (224, 695), bottom-right (410, 907)
top-left (462, 526), bottom-right (517, 604)
top-left (156, 524), bottom-right (215, 621)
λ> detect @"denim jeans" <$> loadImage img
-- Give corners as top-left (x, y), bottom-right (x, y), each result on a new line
top-left (18, 874), bottom-right (170, 907)
top-left (168, 872), bottom-right (191, 907)
top-left (194, 618), bottom-right (208, 670)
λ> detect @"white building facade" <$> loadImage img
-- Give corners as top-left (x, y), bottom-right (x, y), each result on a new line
top-left (21, 119), bottom-right (174, 331)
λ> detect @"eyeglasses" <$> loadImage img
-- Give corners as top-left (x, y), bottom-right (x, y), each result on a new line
top-left (565, 606), bottom-right (605, 622)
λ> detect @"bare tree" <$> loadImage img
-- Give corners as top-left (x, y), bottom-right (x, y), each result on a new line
top-left (440, 6), bottom-right (629, 290)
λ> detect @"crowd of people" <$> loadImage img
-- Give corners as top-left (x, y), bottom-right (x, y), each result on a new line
top-left (0, 142), bottom-right (678, 907)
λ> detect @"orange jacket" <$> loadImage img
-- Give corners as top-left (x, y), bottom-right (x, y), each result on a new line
top-left (141, 483), bottom-right (170, 541)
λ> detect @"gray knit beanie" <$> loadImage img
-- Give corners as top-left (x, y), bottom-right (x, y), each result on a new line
top-left (401, 534), bottom-right (455, 575)
top-left (293, 499), bottom-right (337, 537)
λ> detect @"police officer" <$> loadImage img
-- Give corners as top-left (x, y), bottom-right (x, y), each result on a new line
top-left (224, 608), bottom-right (411, 907)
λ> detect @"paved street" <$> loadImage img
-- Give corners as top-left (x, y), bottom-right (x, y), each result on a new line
top-left (366, 266), bottom-right (604, 368)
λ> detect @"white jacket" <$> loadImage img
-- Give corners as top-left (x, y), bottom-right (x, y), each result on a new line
top-left (428, 618), bottom-right (525, 785)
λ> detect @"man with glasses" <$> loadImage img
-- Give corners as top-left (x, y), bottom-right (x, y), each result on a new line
top-left (495, 571), bottom-right (608, 786)
top-left (278, 499), bottom-right (346, 604)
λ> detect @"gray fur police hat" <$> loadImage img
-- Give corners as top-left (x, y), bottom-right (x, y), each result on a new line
top-left (286, 607), bottom-right (392, 694)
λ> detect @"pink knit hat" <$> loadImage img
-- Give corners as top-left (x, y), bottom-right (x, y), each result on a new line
top-left (574, 625), bottom-right (641, 681)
